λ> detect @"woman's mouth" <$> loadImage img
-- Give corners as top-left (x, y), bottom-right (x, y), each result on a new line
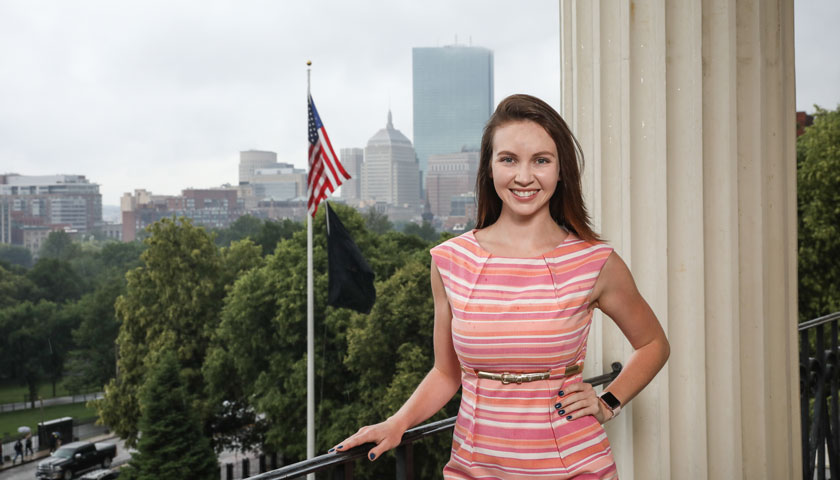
top-left (511, 189), bottom-right (538, 198)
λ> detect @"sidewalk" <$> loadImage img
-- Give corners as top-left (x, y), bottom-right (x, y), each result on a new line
top-left (0, 432), bottom-right (117, 473)
top-left (0, 392), bottom-right (104, 413)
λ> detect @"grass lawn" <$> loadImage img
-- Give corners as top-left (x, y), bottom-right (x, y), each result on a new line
top-left (0, 402), bottom-right (98, 439)
top-left (0, 381), bottom-right (100, 405)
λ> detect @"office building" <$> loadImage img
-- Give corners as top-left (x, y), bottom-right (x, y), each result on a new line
top-left (250, 164), bottom-right (307, 201)
top-left (0, 174), bottom-right (102, 246)
top-left (339, 148), bottom-right (364, 201)
top-left (425, 150), bottom-right (479, 217)
top-left (412, 45), bottom-right (493, 184)
top-left (362, 111), bottom-right (421, 206)
top-left (239, 150), bottom-right (278, 185)
top-left (238, 151), bottom-right (306, 206)
top-left (121, 188), bottom-right (241, 242)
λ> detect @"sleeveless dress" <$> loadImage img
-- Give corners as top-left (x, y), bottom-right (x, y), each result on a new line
top-left (430, 230), bottom-right (618, 479)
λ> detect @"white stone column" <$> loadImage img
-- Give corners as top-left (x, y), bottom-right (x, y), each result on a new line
top-left (560, 0), bottom-right (800, 478)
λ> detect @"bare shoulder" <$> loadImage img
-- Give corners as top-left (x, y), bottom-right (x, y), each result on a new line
top-left (591, 252), bottom-right (635, 301)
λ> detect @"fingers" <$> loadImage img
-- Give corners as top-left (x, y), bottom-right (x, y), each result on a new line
top-left (329, 422), bottom-right (401, 462)
top-left (329, 425), bottom-right (373, 454)
top-left (366, 436), bottom-right (399, 462)
top-left (554, 382), bottom-right (604, 422)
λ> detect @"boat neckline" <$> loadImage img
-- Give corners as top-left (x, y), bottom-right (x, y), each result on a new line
top-left (467, 229), bottom-right (576, 259)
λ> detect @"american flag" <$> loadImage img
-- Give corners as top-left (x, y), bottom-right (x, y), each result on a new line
top-left (308, 94), bottom-right (350, 216)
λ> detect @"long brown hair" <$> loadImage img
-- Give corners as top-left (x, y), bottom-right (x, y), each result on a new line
top-left (474, 94), bottom-right (600, 242)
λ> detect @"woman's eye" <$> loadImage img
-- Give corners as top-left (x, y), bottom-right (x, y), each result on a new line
top-left (500, 156), bottom-right (514, 163)
top-left (536, 157), bottom-right (550, 164)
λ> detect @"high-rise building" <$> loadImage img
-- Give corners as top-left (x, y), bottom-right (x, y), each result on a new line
top-left (339, 148), bottom-right (364, 201)
top-left (238, 150), bottom-right (278, 185)
top-left (362, 111), bottom-right (421, 206)
top-left (250, 164), bottom-right (306, 201)
top-left (238, 151), bottom-right (306, 208)
top-left (412, 45), bottom-right (493, 184)
top-left (425, 150), bottom-right (479, 217)
top-left (0, 174), bottom-right (103, 237)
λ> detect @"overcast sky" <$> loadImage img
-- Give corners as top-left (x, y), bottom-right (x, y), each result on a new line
top-left (1, 1), bottom-right (837, 207)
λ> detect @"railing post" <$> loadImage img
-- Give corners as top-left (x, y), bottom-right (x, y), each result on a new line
top-left (801, 328), bottom-right (810, 480)
top-left (395, 443), bottom-right (413, 480)
top-left (831, 320), bottom-right (840, 479)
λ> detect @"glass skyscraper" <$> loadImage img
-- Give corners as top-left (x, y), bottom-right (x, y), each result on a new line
top-left (412, 45), bottom-right (494, 188)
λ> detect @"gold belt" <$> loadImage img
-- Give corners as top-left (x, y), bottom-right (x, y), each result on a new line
top-left (461, 362), bottom-right (583, 385)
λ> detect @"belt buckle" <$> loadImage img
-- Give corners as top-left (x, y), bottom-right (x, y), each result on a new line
top-left (500, 373), bottom-right (526, 384)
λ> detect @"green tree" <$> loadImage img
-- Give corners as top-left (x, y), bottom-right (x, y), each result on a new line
top-left (61, 281), bottom-right (124, 393)
top-left (0, 244), bottom-right (32, 268)
top-left (96, 218), bottom-right (261, 447)
top-left (364, 207), bottom-right (393, 234)
top-left (255, 218), bottom-right (303, 254)
top-left (214, 215), bottom-right (263, 247)
top-left (39, 230), bottom-right (81, 261)
top-left (120, 350), bottom-right (218, 480)
top-left (403, 220), bottom-right (438, 242)
top-left (26, 258), bottom-right (83, 304)
top-left (0, 301), bottom-right (72, 406)
top-left (0, 264), bottom-right (37, 309)
top-left (798, 105), bottom-right (840, 321)
top-left (208, 204), bottom-right (451, 477)
top-left (215, 215), bottom-right (304, 255)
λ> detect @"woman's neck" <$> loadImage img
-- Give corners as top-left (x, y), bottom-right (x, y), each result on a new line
top-left (476, 209), bottom-right (568, 256)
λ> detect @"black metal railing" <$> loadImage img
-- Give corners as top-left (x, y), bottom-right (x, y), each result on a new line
top-left (800, 311), bottom-right (840, 480)
top-left (246, 362), bottom-right (623, 480)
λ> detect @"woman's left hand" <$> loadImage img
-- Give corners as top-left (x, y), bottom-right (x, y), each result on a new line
top-left (554, 382), bottom-right (613, 424)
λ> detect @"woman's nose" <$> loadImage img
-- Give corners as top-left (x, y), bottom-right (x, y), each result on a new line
top-left (514, 164), bottom-right (534, 185)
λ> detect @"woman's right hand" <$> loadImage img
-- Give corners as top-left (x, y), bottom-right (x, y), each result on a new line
top-left (329, 417), bottom-right (406, 462)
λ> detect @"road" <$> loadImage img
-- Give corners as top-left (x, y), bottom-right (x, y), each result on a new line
top-left (0, 439), bottom-right (264, 480)
top-left (0, 438), bottom-right (128, 480)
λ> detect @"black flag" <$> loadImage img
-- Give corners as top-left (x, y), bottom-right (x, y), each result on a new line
top-left (326, 202), bottom-right (376, 313)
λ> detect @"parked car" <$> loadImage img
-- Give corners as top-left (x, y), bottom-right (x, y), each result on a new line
top-left (36, 441), bottom-right (117, 480)
top-left (79, 469), bottom-right (120, 480)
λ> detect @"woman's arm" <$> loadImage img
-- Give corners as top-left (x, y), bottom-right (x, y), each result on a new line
top-left (330, 261), bottom-right (462, 461)
top-left (558, 251), bottom-right (670, 423)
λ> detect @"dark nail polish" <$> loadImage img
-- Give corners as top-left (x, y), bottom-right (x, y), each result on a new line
top-left (328, 448), bottom-right (335, 453)
top-left (554, 402), bottom-right (562, 409)
top-left (558, 390), bottom-right (564, 396)
top-left (566, 415), bottom-right (573, 421)
top-left (558, 409), bottom-right (565, 415)
top-left (336, 445), bottom-right (343, 450)
top-left (369, 452), bottom-right (376, 460)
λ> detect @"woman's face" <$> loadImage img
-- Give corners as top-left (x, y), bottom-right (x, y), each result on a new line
top-left (490, 120), bottom-right (560, 219)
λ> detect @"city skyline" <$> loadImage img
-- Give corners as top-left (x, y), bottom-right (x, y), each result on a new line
top-left (1, 0), bottom-right (837, 206)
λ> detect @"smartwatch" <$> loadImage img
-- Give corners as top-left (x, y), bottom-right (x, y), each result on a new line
top-left (599, 391), bottom-right (622, 419)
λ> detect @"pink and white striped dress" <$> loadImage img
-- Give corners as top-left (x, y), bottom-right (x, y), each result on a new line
top-left (430, 230), bottom-right (618, 479)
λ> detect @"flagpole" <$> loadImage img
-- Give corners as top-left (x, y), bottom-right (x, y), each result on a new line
top-left (306, 60), bottom-right (315, 479)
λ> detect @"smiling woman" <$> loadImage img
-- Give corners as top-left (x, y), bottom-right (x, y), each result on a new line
top-left (332, 94), bottom-right (669, 479)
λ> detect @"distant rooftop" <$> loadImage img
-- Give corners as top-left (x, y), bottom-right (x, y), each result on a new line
top-left (1, 174), bottom-right (96, 186)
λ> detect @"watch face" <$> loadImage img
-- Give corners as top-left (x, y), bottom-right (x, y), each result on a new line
top-left (601, 392), bottom-right (621, 410)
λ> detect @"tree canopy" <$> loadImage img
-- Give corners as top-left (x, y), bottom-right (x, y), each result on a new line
top-left (96, 217), bottom-right (262, 446)
top-left (798, 105), bottom-right (840, 321)
top-left (120, 350), bottom-right (218, 480)
top-left (204, 204), bottom-right (454, 477)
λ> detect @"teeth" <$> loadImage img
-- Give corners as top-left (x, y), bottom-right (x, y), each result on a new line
top-left (512, 190), bottom-right (537, 198)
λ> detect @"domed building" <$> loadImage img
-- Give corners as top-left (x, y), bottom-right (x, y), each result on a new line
top-left (361, 111), bottom-right (421, 206)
